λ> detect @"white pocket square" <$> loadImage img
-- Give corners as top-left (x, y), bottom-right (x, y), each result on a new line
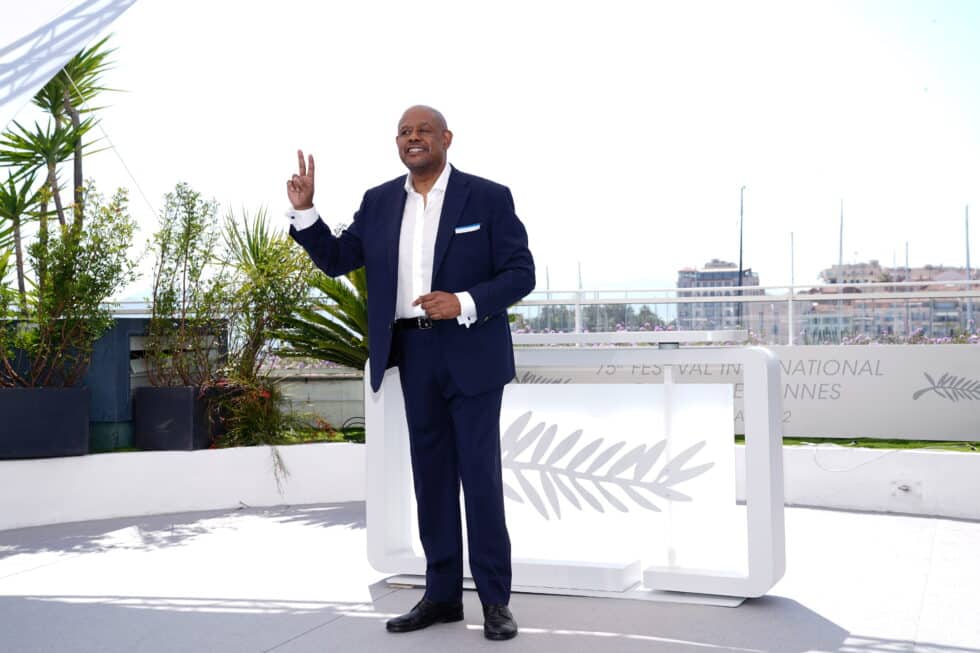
top-left (454, 223), bottom-right (481, 234)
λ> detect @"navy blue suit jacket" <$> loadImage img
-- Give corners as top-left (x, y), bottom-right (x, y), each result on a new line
top-left (290, 166), bottom-right (535, 395)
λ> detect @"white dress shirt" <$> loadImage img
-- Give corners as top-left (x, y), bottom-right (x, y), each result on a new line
top-left (287, 164), bottom-right (477, 327)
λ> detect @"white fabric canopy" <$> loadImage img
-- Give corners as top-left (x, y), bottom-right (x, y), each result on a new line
top-left (0, 0), bottom-right (138, 131)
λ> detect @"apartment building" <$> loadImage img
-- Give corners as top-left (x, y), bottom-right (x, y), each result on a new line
top-left (677, 259), bottom-right (762, 330)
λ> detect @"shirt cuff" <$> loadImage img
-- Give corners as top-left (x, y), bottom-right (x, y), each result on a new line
top-left (455, 292), bottom-right (477, 327)
top-left (286, 206), bottom-right (320, 231)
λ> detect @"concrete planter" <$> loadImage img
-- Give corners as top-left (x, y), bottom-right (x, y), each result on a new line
top-left (0, 387), bottom-right (90, 459)
top-left (133, 386), bottom-right (211, 450)
top-left (0, 441), bottom-right (365, 531)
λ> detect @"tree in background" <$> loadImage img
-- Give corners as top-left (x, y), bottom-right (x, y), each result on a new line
top-left (0, 36), bottom-right (137, 389)
top-left (0, 171), bottom-right (42, 310)
top-left (0, 36), bottom-right (113, 230)
top-left (31, 35), bottom-right (115, 224)
top-left (144, 182), bottom-right (228, 388)
top-left (0, 183), bottom-right (138, 387)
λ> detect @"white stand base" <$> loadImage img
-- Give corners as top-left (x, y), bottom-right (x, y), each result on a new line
top-left (384, 575), bottom-right (745, 607)
top-left (368, 345), bottom-right (784, 602)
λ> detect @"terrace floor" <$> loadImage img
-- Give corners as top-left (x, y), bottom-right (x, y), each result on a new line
top-left (1, 502), bottom-right (978, 653)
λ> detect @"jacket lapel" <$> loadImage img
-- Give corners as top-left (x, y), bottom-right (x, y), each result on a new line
top-left (384, 178), bottom-right (408, 295)
top-left (432, 167), bottom-right (469, 279)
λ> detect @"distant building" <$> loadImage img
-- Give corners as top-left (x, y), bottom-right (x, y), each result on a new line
top-left (677, 259), bottom-right (761, 330)
top-left (820, 259), bottom-right (886, 284)
top-left (803, 260), bottom-right (977, 340)
top-left (820, 260), bottom-right (978, 285)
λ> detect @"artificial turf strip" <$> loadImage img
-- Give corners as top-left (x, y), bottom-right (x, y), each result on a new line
top-left (735, 435), bottom-right (979, 452)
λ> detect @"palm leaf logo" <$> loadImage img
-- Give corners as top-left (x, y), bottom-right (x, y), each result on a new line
top-left (500, 411), bottom-right (716, 520)
top-left (912, 372), bottom-right (980, 401)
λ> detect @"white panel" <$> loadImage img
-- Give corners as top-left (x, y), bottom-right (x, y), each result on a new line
top-left (756, 345), bottom-right (980, 440)
top-left (498, 384), bottom-right (742, 577)
top-left (515, 345), bottom-right (980, 441)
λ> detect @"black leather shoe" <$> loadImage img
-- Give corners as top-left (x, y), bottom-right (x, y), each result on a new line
top-left (483, 604), bottom-right (518, 641)
top-left (386, 598), bottom-right (464, 633)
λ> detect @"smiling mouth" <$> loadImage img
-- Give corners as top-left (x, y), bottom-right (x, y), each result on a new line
top-left (406, 146), bottom-right (426, 155)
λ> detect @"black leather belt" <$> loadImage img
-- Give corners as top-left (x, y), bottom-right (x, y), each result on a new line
top-left (394, 317), bottom-right (433, 330)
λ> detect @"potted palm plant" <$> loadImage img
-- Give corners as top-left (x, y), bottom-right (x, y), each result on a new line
top-left (207, 208), bottom-right (312, 449)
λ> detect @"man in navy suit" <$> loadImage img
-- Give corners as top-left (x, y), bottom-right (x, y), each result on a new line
top-left (286, 105), bottom-right (534, 641)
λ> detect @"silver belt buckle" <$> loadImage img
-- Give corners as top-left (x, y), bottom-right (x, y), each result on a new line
top-left (419, 317), bottom-right (433, 329)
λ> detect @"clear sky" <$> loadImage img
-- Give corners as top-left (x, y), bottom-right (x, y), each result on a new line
top-left (10, 0), bottom-right (980, 295)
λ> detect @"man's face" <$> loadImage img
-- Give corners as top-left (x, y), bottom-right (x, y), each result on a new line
top-left (396, 107), bottom-right (452, 175)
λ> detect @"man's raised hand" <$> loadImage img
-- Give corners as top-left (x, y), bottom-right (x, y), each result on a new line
top-left (287, 150), bottom-right (315, 210)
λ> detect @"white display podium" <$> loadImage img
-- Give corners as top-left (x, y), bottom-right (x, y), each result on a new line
top-left (365, 344), bottom-right (784, 606)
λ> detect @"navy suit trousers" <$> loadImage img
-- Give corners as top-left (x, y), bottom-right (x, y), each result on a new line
top-left (395, 326), bottom-right (512, 606)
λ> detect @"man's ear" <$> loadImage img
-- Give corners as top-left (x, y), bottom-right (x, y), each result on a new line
top-left (443, 129), bottom-right (453, 149)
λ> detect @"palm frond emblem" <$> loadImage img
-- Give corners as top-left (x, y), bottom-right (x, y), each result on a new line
top-left (500, 411), bottom-right (715, 520)
top-left (912, 372), bottom-right (980, 401)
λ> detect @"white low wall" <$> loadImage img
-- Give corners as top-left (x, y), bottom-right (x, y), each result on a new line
top-left (0, 442), bottom-right (365, 531)
top-left (2, 443), bottom-right (977, 532)
top-left (736, 446), bottom-right (980, 521)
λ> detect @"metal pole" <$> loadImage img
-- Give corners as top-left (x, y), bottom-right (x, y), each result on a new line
top-left (545, 265), bottom-right (551, 331)
top-left (905, 241), bottom-right (911, 337)
top-left (788, 232), bottom-right (795, 345)
top-left (839, 199), bottom-right (844, 271)
top-left (737, 186), bottom-right (745, 328)
top-left (967, 206), bottom-right (973, 332)
top-left (838, 199), bottom-right (844, 342)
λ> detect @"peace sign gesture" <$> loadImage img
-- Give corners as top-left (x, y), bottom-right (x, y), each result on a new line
top-left (287, 150), bottom-right (315, 210)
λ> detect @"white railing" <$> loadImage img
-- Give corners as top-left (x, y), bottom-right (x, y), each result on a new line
top-left (512, 329), bottom-right (748, 346)
top-left (513, 280), bottom-right (980, 345)
top-left (106, 280), bottom-right (980, 346)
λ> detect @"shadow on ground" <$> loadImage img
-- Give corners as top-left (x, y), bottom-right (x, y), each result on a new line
top-left (0, 502), bottom-right (365, 559)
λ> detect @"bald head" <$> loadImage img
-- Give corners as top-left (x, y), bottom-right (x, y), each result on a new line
top-left (399, 105), bottom-right (448, 132)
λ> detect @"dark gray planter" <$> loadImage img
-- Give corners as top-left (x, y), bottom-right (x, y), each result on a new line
top-left (0, 387), bottom-right (90, 459)
top-left (133, 386), bottom-right (211, 450)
